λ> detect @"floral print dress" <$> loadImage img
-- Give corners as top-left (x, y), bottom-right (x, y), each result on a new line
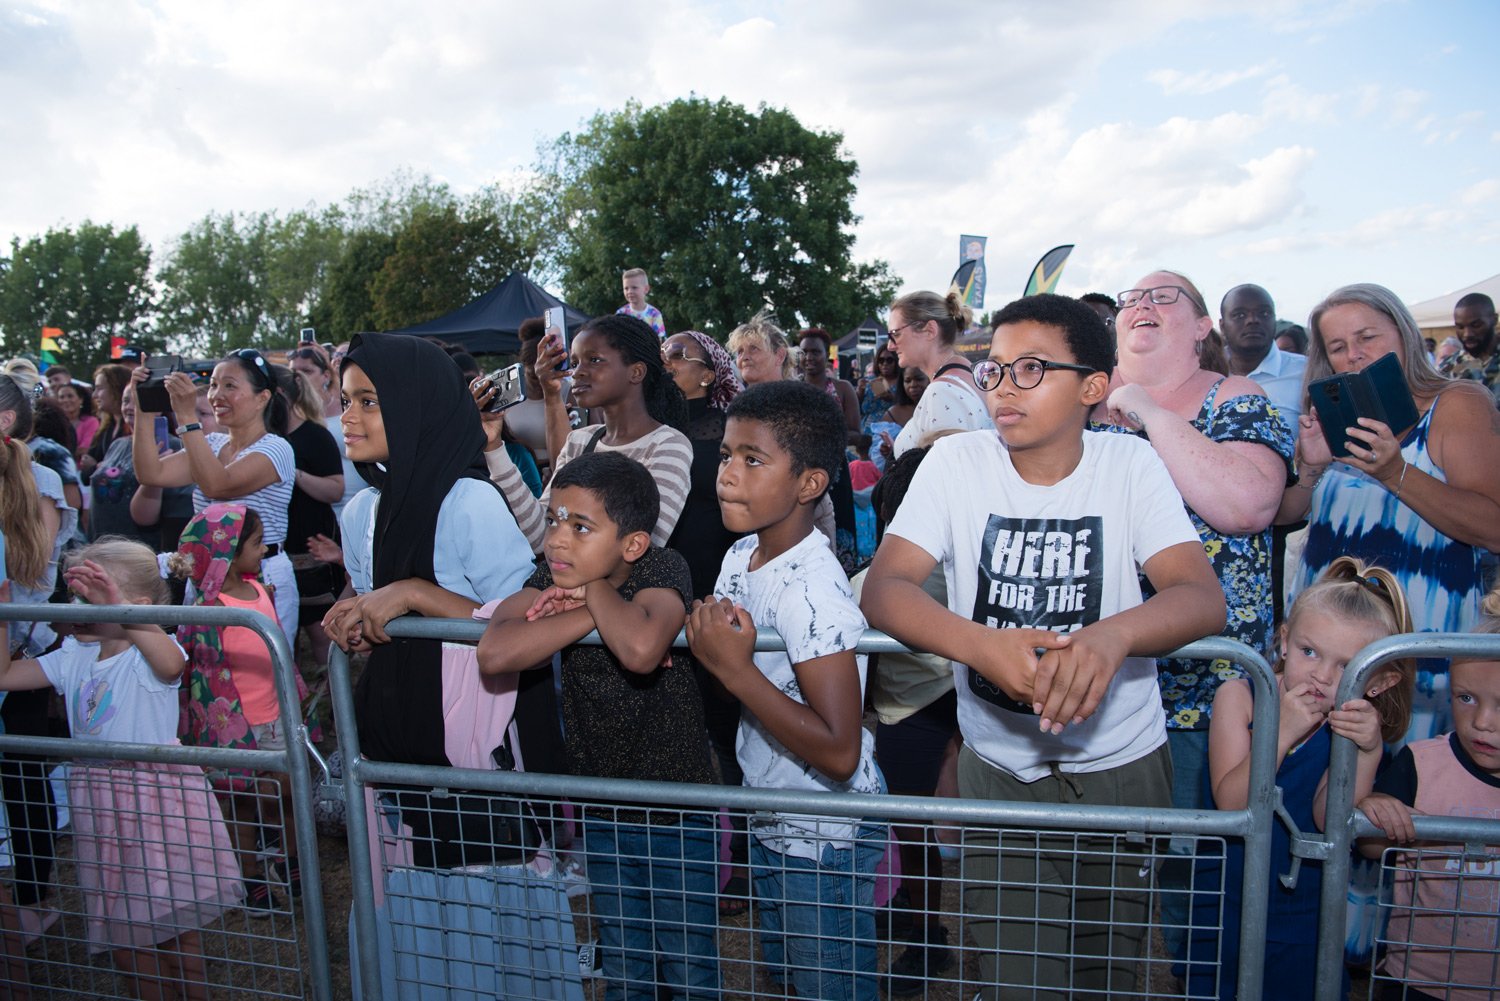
top-left (1098, 381), bottom-right (1295, 729)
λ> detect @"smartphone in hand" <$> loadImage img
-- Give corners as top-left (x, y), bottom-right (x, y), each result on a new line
top-left (153, 415), bottom-right (171, 454)
top-left (545, 307), bottom-right (569, 371)
top-left (480, 363), bottom-right (528, 414)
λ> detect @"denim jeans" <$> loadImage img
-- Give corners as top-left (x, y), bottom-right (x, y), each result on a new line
top-left (583, 812), bottom-right (720, 1000)
top-left (749, 823), bottom-right (884, 1001)
top-left (1160, 728), bottom-right (1210, 961)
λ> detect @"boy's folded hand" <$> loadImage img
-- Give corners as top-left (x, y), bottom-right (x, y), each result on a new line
top-left (525, 585), bottom-right (589, 621)
top-left (686, 598), bottom-right (756, 685)
top-left (969, 628), bottom-right (1068, 708)
top-left (1032, 625), bottom-right (1127, 734)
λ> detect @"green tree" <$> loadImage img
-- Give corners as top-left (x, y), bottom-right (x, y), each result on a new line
top-left (155, 212), bottom-right (273, 357)
top-left (545, 97), bottom-right (900, 336)
top-left (0, 222), bottom-right (154, 370)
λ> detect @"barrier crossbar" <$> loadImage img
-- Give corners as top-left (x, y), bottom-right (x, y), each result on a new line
top-left (0, 602), bottom-right (333, 1001)
top-left (332, 618), bottom-right (1282, 1001)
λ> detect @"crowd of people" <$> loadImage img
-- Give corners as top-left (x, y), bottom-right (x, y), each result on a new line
top-left (0, 268), bottom-right (1497, 1001)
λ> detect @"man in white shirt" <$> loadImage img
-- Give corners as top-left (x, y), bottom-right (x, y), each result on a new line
top-left (1220, 284), bottom-right (1307, 431)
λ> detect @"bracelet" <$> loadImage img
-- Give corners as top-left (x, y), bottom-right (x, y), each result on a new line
top-left (178, 422), bottom-right (203, 434)
top-left (1298, 466), bottom-right (1327, 489)
top-left (1394, 460), bottom-right (1410, 500)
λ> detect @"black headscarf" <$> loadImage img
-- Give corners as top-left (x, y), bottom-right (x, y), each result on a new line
top-left (342, 332), bottom-right (489, 769)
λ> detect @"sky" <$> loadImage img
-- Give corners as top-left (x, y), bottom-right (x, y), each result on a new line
top-left (2, 0), bottom-right (1496, 328)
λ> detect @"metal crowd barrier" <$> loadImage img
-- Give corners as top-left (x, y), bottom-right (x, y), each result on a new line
top-left (1315, 634), bottom-right (1500, 1001)
top-left (0, 603), bottom-right (333, 1001)
top-left (332, 619), bottom-right (1283, 1001)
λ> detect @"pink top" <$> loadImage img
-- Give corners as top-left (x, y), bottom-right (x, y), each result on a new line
top-left (215, 579), bottom-right (281, 726)
top-left (73, 414), bottom-right (100, 454)
top-left (850, 459), bottom-right (881, 491)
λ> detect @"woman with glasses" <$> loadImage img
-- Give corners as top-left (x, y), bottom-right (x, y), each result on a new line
top-left (131, 349), bottom-right (301, 649)
top-left (858, 344), bottom-right (901, 431)
top-left (1099, 270), bottom-right (1294, 961)
top-left (887, 290), bottom-right (989, 458)
top-left (1281, 283), bottom-right (1500, 742)
top-left (476, 314), bottom-right (692, 553)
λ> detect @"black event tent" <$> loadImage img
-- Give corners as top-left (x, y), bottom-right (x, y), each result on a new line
top-left (387, 272), bottom-right (592, 355)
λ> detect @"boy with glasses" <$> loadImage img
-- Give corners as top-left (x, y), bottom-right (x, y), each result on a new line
top-left (862, 293), bottom-right (1225, 1000)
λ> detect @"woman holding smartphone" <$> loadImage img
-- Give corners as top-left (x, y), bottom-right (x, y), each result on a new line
top-left (131, 350), bottom-right (300, 649)
top-left (1280, 283), bottom-right (1500, 739)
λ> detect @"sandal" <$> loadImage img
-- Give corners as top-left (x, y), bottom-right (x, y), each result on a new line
top-left (718, 874), bottom-right (750, 917)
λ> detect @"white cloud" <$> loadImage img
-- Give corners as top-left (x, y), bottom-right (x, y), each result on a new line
top-left (1148, 62), bottom-right (1276, 96)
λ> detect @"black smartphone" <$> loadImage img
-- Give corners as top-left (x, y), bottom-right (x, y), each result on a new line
top-left (1307, 352), bottom-right (1420, 459)
top-left (135, 355), bottom-right (184, 413)
top-left (546, 307), bottom-right (569, 372)
top-left (480, 363), bottom-right (527, 414)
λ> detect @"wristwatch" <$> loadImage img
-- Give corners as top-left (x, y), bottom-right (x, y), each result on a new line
top-left (178, 422), bottom-right (203, 434)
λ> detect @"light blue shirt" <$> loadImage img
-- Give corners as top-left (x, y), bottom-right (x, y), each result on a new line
top-left (340, 477), bottom-right (533, 603)
top-left (1245, 343), bottom-right (1307, 432)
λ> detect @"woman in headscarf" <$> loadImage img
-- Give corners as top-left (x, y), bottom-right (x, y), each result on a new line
top-left (323, 332), bottom-right (566, 998)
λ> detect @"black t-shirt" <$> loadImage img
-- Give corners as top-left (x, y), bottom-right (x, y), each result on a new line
top-left (284, 419), bottom-right (341, 553)
top-left (524, 546), bottom-right (716, 794)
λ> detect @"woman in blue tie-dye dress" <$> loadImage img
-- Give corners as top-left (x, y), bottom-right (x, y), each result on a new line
top-left (1283, 283), bottom-right (1500, 741)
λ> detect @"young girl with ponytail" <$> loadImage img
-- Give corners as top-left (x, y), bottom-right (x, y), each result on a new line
top-left (476, 313), bottom-right (692, 552)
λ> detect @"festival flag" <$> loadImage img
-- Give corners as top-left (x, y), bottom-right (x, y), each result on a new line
top-left (110, 336), bottom-right (126, 360)
top-left (948, 259), bottom-right (978, 304)
top-left (956, 235), bottom-right (988, 308)
top-left (1023, 245), bottom-right (1075, 296)
top-left (39, 327), bottom-right (64, 370)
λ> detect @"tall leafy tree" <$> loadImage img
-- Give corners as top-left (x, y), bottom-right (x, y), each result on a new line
top-left (546, 97), bottom-right (900, 336)
top-left (0, 222), bottom-right (154, 369)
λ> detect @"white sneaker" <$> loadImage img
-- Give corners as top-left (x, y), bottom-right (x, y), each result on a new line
top-left (578, 940), bottom-right (603, 977)
top-left (559, 854), bottom-right (590, 898)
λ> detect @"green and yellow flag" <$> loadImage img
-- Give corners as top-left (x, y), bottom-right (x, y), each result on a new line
top-left (1023, 245), bottom-right (1075, 296)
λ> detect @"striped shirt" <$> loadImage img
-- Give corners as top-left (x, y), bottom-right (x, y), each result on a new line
top-left (190, 432), bottom-right (296, 545)
top-left (486, 423), bottom-right (692, 551)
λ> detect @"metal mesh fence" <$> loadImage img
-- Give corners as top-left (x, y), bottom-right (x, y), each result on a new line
top-left (0, 603), bottom-right (332, 1001)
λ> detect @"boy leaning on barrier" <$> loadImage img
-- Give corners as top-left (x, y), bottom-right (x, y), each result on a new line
top-left (862, 293), bottom-right (1225, 1000)
top-left (478, 450), bottom-right (720, 1000)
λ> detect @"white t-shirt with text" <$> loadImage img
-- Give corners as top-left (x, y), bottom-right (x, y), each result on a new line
top-left (887, 428), bottom-right (1197, 782)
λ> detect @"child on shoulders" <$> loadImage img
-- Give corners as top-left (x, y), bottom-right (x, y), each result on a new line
top-left (479, 450), bottom-right (719, 1000)
top-left (687, 380), bottom-right (884, 1001)
top-left (616, 268), bottom-right (667, 340)
top-left (862, 293), bottom-right (1227, 1000)
top-left (1359, 584), bottom-right (1500, 1001)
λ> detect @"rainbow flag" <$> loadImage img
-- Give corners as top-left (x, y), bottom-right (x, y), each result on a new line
top-left (39, 328), bottom-right (64, 370)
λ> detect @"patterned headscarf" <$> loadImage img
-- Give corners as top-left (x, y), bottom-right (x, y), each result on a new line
top-left (175, 503), bottom-right (250, 604)
top-left (680, 330), bottom-right (743, 411)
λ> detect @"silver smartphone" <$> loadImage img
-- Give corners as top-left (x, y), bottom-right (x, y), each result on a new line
top-left (545, 307), bottom-right (568, 371)
top-left (481, 362), bottom-right (527, 414)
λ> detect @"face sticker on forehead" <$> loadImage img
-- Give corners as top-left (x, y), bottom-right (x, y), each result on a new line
top-left (556, 506), bottom-right (570, 522)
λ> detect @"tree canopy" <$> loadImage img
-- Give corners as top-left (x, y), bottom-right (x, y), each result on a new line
top-left (0, 221), bottom-right (153, 369)
top-left (0, 100), bottom-right (898, 363)
top-left (546, 97), bottom-right (899, 336)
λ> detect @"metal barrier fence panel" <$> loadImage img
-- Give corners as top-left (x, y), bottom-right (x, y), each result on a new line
top-left (1317, 635), bottom-right (1500, 1001)
top-left (331, 620), bottom-right (1282, 1001)
top-left (0, 603), bottom-right (333, 1001)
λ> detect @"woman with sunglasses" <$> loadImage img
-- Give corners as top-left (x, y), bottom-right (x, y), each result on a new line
top-left (132, 349), bottom-right (301, 649)
top-left (858, 344), bottom-right (901, 431)
top-left (1097, 269), bottom-right (1294, 962)
top-left (886, 290), bottom-right (989, 458)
